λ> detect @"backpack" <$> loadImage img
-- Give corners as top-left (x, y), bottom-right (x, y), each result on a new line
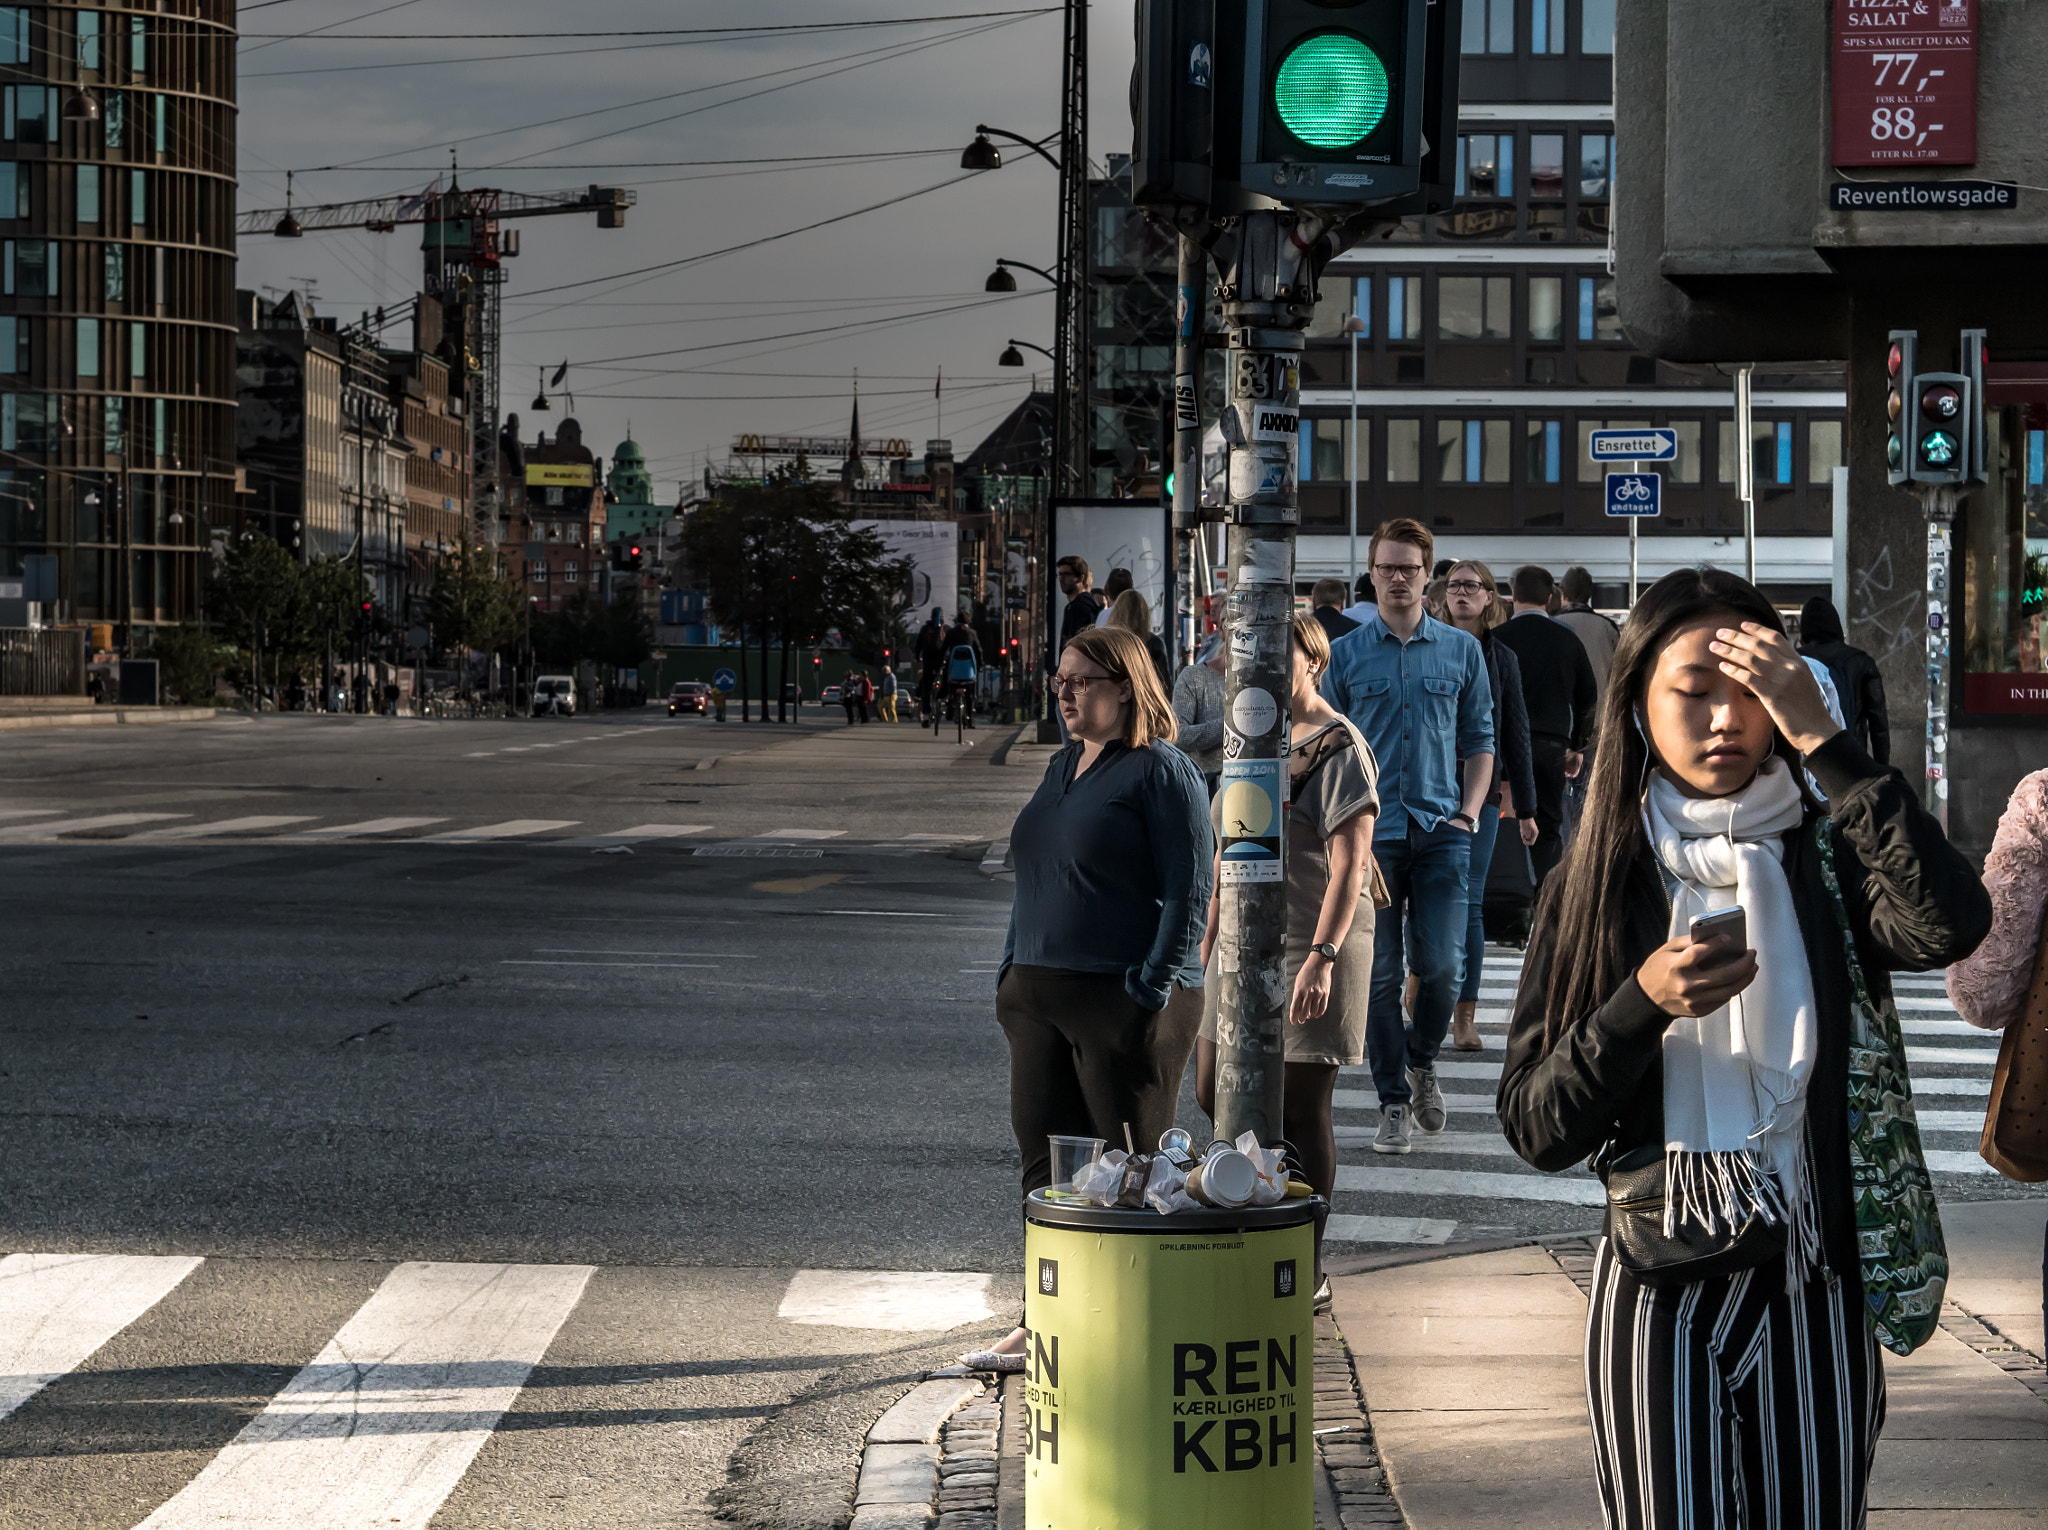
top-left (947, 643), bottom-right (978, 682)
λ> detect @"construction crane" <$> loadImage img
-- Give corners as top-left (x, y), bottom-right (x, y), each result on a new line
top-left (235, 182), bottom-right (636, 536)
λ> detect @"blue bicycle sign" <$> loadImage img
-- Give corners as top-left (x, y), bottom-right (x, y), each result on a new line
top-left (1604, 472), bottom-right (1661, 517)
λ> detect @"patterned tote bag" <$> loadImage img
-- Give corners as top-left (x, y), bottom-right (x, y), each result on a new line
top-left (1815, 817), bottom-right (1948, 1356)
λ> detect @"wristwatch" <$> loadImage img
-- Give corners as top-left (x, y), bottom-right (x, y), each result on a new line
top-left (1309, 941), bottom-right (1340, 962)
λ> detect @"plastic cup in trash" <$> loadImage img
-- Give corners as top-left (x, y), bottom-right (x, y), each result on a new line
top-left (1047, 1135), bottom-right (1107, 1200)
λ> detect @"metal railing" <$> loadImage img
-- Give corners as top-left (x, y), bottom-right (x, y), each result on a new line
top-left (0, 628), bottom-right (85, 696)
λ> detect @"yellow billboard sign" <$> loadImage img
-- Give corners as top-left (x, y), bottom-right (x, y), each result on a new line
top-left (525, 463), bottom-right (594, 488)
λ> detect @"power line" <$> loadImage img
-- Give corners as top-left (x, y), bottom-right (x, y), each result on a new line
top-left (559, 295), bottom-right (1026, 370)
top-left (241, 0), bottom-right (425, 56)
top-left (258, 150), bottom-right (954, 173)
top-left (240, 8), bottom-right (1054, 38)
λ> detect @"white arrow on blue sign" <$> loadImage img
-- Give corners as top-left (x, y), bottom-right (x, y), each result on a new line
top-left (711, 668), bottom-right (738, 692)
top-left (1605, 472), bottom-right (1661, 517)
top-left (1589, 428), bottom-right (1678, 462)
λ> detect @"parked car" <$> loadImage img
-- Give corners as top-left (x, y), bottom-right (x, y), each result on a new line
top-left (532, 676), bottom-right (576, 716)
top-left (668, 681), bottom-right (710, 716)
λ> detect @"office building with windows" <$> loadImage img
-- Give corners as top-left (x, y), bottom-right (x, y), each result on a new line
top-left (0, 0), bottom-right (236, 648)
top-left (1293, 0), bottom-right (1844, 603)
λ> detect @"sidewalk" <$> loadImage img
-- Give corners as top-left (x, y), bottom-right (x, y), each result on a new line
top-left (1328, 1198), bottom-right (2048, 1528)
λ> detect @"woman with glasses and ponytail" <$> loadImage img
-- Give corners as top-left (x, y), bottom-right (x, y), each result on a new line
top-left (961, 624), bottom-right (1211, 1374)
top-left (1497, 567), bottom-right (1989, 1527)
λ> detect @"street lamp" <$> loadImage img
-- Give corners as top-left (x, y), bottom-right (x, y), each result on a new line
top-left (274, 170), bottom-right (303, 238)
top-left (531, 368), bottom-right (551, 412)
top-left (62, 85), bottom-right (99, 120)
top-left (959, 124), bottom-right (1062, 173)
top-left (1001, 338), bottom-right (1054, 368)
top-left (984, 257), bottom-right (1059, 294)
top-left (1343, 313), bottom-right (1367, 590)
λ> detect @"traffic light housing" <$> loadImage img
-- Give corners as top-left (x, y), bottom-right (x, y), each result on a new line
top-left (1960, 327), bottom-right (1988, 484)
top-left (1130, 0), bottom-right (1215, 213)
top-left (1909, 370), bottom-right (1971, 486)
top-left (1885, 331), bottom-right (1916, 486)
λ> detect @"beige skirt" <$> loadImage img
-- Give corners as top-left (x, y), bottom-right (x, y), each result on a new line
top-left (1197, 918), bottom-right (1374, 1066)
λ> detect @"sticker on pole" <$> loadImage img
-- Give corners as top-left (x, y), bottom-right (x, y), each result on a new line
top-left (1246, 403), bottom-right (1299, 443)
top-left (1218, 759), bottom-right (1283, 883)
top-left (711, 668), bottom-right (738, 692)
top-left (1604, 472), bottom-right (1660, 517)
top-left (1588, 429), bottom-right (1678, 462)
top-left (1231, 686), bottom-right (1279, 736)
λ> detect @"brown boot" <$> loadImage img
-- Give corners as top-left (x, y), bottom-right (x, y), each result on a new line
top-left (1450, 1000), bottom-right (1484, 1052)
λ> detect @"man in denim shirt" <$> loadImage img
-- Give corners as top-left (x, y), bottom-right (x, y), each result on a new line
top-left (1322, 519), bottom-right (1495, 1154)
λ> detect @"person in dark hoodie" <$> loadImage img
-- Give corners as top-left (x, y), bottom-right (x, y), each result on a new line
top-left (1798, 596), bottom-right (1890, 763)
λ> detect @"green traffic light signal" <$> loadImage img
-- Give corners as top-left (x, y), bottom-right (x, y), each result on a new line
top-left (1886, 434), bottom-right (1901, 469)
top-left (1273, 31), bottom-right (1389, 148)
top-left (1920, 430), bottom-right (1959, 468)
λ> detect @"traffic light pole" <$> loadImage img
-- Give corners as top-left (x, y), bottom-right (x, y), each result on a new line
top-left (1172, 233), bottom-right (1204, 666)
top-left (1922, 485), bottom-right (1956, 834)
top-left (1210, 209), bottom-right (1321, 1148)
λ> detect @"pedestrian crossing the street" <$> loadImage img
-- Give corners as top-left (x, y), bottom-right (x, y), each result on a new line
top-left (1324, 947), bottom-right (2004, 1249)
top-left (0, 1255), bottom-right (999, 1527)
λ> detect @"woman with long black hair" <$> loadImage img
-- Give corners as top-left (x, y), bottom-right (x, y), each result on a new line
top-left (1497, 567), bottom-right (1989, 1528)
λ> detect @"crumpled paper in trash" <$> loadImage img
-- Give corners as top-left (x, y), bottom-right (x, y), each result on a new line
top-left (1144, 1155), bottom-right (1197, 1214)
top-left (1236, 1131), bottom-right (1289, 1207)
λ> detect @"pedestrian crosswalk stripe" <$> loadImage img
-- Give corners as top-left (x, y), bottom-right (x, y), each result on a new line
top-left (0, 1252), bottom-right (203, 1422)
top-left (776, 1271), bottom-right (994, 1331)
top-left (1912, 1076), bottom-right (1992, 1095)
top-left (1341, 1059), bottom-right (1503, 1081)
top-left (1334, 1164), bottom-right (1606, 1207)
top-left (1906, 1047), bottom-right (1999, 1066)
top-left (1324, 1214), bottom-right (1457, 1246)
top-left (417, 819), bottom-right (580, 842)
top-left (1915, 1109), bottom-right (1989, 1130)
top-left (0, 811), bottom-right (189, 841)
top-left (763, 828), bottom-right (846, 840)
top-left (0, 807), bottom-right (64, 820)
top-left (1923, 1150), bottom-right (1995, 1175)
top-left (556, 823), bottom-right (712, 846)
top-left (287, 817), bottom-right (449, 840)
top-left (1333, 1089), bottom-right (1495, 1115)
top-left (131, 815), bottom-right (318, 840)
top-left (134, 1260), bottom-right (593, 1530)
top-left (1334, 1130), bottom-right (1532, 1158)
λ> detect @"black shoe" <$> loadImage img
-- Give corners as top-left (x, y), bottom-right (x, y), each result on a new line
top-left (1313, 1274), bottom-right (1333, 1312)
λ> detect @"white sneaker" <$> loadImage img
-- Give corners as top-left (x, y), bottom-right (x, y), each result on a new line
top-left (1373, 1104), bottom-right (1412, 1155)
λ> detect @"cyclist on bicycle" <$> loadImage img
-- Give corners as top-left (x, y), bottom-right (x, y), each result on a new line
top-left (941, 611), bottom-right (983, 730)
top-left (913, 606), bottom-right (948, 723)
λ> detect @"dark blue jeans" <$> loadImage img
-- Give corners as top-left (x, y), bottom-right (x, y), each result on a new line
top-left (1459, 803), bottom-right (1503, 1005)
top-left (1367, 819), bottom-right (1474, 1106)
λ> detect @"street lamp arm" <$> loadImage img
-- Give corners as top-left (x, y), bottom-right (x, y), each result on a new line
top-left (975, 124), bottom-right (1062, 172)
top-left (1007, 339), bottom-right (1056, 362)
top-left (995, 258), bottom-right (1060, 287)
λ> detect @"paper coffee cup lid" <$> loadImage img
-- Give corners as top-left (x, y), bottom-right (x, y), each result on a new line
top-left (1205, 1150), bottom-right (1257, 1207)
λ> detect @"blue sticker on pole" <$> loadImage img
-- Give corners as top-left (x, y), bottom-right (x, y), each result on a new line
top-left (1605, 472), bottom-right (1660, 517)
top-left (1589, 429), bottom-right (1678, 462)
top-left (711, 667), bottom-right (738, 692)
top-left (1218, 758), bottom-right (1283, 883)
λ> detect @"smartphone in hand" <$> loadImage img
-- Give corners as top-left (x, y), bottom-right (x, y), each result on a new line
top-left (1688, 905), bottom-right (1748, 965)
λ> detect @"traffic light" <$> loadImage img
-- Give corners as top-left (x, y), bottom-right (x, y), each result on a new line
top-left (1130, 0), bottom-right (1215, 213)
top-left (1961, 327), bottom-right (1988, 484)
top-left (1885, 330), bottom-right (1915, 486)
top-left (1238, 0), bottom-right (1434, 208)
top-left (1908, 368), bottom-right (1971, 486)
top-left (628, 542), bottom-right (643, 568)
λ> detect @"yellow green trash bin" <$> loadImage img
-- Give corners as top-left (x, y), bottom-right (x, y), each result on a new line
top-left (1019, 1188), bottom-right (1319, 1530)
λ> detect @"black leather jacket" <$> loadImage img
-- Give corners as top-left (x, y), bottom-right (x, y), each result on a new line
top-left (1496, 733), bottom-right (1990, 1282)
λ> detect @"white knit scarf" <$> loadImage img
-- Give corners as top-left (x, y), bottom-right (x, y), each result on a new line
top-left (1644, 755), bottom-right (1821, 1283)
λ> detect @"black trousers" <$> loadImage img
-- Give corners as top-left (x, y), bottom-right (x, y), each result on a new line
top-left (1585, 1239), bottom-right (1884, 1530)
top-left (1529, 734), bottom-right (1571, 891)
top-left (996, 966), bottom-right (1202, 1193)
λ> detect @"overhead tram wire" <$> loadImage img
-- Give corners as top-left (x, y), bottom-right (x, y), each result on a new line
top-left (240, 8), bottom-right (1055, 38)
top-left (241, 0), bottom-right (425, 55)
top-left (286, 150), bottom-right (958, 174)
top-left (558, 295), bottom-right (1032, 372)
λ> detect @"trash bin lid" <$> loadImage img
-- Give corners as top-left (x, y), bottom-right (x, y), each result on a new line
top-left (1023, 1188), bottom-right (1319, 1233)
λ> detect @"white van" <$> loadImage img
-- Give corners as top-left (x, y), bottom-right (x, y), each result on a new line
top-left (532, 675), bottom-right (576, 716)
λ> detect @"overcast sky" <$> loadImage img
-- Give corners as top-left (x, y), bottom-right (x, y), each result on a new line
top-left (233, 1), bottom-right (1138, 501)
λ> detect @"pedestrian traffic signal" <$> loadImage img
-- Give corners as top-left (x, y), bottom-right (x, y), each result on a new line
top-left (1885, 330), bottom-right (1915, 486)
top-left (1909, 369), bottom-right (1972, 486)
top-left (1130, 0), bottom-right (1215, 213)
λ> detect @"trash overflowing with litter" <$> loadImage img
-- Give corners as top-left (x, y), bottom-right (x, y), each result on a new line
top-left (1058, 1127), bottom-right (1306, 1213)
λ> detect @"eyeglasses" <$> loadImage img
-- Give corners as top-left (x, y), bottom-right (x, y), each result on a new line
top-left (1051, 671), bottom-right (1113, 697)
top-left (1371, 562), bottom-right (1426, 581)
top-left (1445, 580), bottom-right (1487, 594)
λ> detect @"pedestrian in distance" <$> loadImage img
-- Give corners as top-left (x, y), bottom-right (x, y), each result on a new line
top-left (1321, 518), bottom-right (1495, 1155)
top-left (1339, 572), bottom-right (1377, 626)
top-left (1093, 567), bottom-right (1133, 628)
top-left (854, 671), bottom-right (872, 724)
top-left (1196, 612), bottom-right (1380, 1304)
top-left (1555, 566), bottom-right (1620, 701)
top-left (712, 687), bottom-right (726, 723)
top-left (840, 676), bottom-right (858, 727)
top-left (1497, 566), bottom-right (1990, 1528)
top-left (878, 667), bottom-right (899, 723)
top-left (960, 625), bottom-right (1212, 1374)
top-left (1438, 559), bottom-right (1538, 1052)
top-left (1104, 588), bottom-right (1170, 692)
top-left (1798, 596), bottom-right (1891, 764)
top-left (1171, 631), bottom-right (1227, 798)
top-left (1492, 565), bottom-right (1597, 893)
top-left (1056, 556), bottom-right (1100, 648)
top-left (1309, 577), bottom-right (1360, 642)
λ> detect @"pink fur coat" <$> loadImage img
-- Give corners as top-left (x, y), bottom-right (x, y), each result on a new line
top-left (1948, 769), bottom-right (2048, 1029)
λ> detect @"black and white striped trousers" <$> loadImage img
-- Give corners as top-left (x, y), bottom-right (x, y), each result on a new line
top-left (1584, 1238), bottom-right (1886, 1529)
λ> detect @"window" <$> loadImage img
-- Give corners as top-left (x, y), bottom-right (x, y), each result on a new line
top-left (1582, 0), bottom-right (1616, 54)
top-left (1386, 418), bottom-right (1421, 482)
top-left (1525, 419), bottom-right (1562, 483)
top-left (1456, 134), bottom-right (1513, 198)
top-left (104, 395), bottom-right (124, 456)
top-left (1580, 134), bottom-right (1612, 199)
top-left (1531, 0), bottom-right (1564, 53)
top-left (1671, 419), bottom-right (1704, 484)
top-left (1461, 0), bottom-right (1514, 54)
top-left (1577, 275), bottom-right (1621, 340)
top-left (103, 89), bottom-right (121, 148)
top-left (1771, 420), bottom-right (1792, 484)
top-left (77, 164), bottom-right (98, 224)
top-left (152, 395), bottom-right (165, 458)
top-left (1808, 419), bottom-right (1844, 484)
top-left (4, 394), bottom-right (54, 452)
top-left (130, 319), bottom-right (143, 376)
top-left (77, 317), bottom-right (98, 376)
top-left (129, 168), bottom-right (146, 225)
top-left (1385, 276), bottom-right (1421, 340)
top-left (0, 163), bottom-right (23, 219)
top-left (1958, 410), bottom-right (2048, 701)
top-left (1580, 418), bottom-right (1651, 483)
top-left (1529, 276), bottom-right (1563, 340)
top-left (4, 239), bottom-right (56, 297)
top-left (1715, 419), bottom-right (1790, 484)
top-left (1437, 275), bottom-right (1511, 340)
top-left (1530, 134), bottom-right (1565, 198)
top-left (6, 85), bottom-right (57, 145)
top-left (151, 92), bottom-right (165, 153)
top-left (78, 10), bottom-right (100, 69)
top-left (564, 561), bottom-right (579, 582)
top-left (567, 524), bottom-right (582, 544)
top-left (0, 7), bottom-right (25, 64)
top-left (0, 316), bottom-right (20, 373)
top-left (1307, 277), bottom-right (1360, 339)
top-left (104, 242), bottom-right (123, 300)
top-left (130, 15), bottom-right (145, 72)
top-left (1299, 418), bottom-right (1359, 481)
top-left (1438, 419), bottom-right (1510, 484)
top-left (546, 521), bottom-right (560, 541)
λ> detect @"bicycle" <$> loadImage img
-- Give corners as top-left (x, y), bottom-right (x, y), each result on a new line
top-left (936, 680), bottom-right (973, 743)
